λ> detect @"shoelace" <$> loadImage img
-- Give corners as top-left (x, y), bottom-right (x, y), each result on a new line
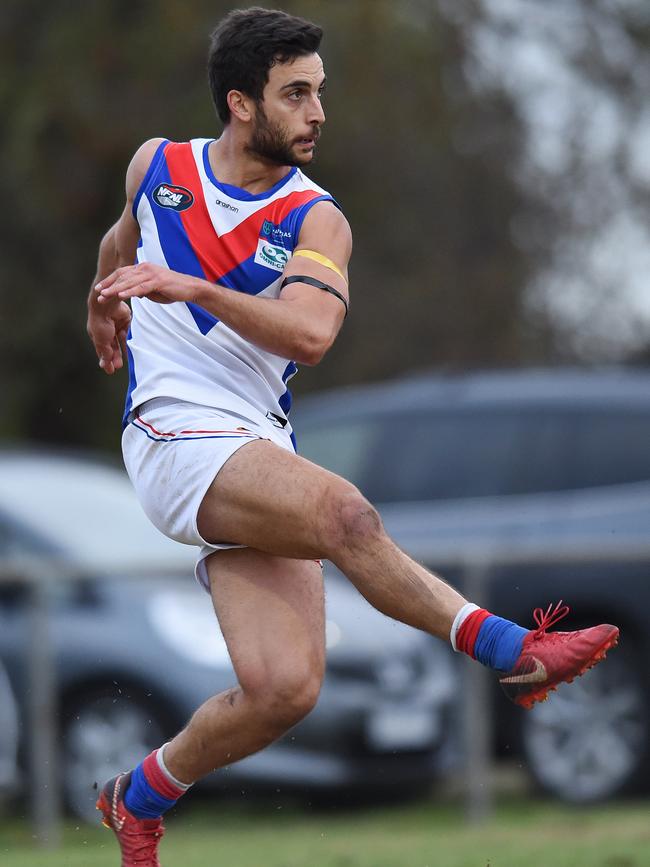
top-left (531, 600), bottom-right (570, 639)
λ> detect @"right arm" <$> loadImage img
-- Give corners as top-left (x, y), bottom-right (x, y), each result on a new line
top-left (86, 137), bottom-right (165, 374)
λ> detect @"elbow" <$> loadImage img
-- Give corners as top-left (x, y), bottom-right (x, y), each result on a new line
top-left (292, 331), bottom-right (333, 366)
top-left (297, 348), bottom-right (325, 367)
top-left (292, 342), bottom-right (326, 367)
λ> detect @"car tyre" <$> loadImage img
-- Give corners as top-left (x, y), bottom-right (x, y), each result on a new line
top-left (520, 642), bottom-right (648, 802)
top-left (62, 688), bottom-right (169, 823)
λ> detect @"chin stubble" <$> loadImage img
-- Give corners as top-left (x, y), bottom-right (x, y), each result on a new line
top-left (247, 108), bottom-right (316, 167)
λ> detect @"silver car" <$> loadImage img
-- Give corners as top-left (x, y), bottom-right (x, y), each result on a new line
top-left (0, 449), bottom-right (455, 822)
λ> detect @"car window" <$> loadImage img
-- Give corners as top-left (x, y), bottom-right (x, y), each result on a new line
top-left (0, 510), bottom-right (56, 559)
top-left (367, 411), bottom-right (530, 502)
top-left (564, 411), bottom-right (650, 490)
top-left (298, 407), bottom-right (650, 504)
top-left (298, 411), bottom-right (530, 501)
top-left (0, 511), bottom-right (62, 605)
top-left (297, 418), bottom-right (384, 496)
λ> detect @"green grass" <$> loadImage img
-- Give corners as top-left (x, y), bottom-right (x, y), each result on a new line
top-left (1, 796), bottom-right (649, 867)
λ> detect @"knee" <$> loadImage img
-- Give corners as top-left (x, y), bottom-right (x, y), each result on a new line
top-left (321, 486), bottom-right (384, 557)
top-left (244, 662), bottom-right (323, 733)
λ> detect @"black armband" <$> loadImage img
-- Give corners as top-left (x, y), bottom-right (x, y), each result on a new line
top-left (280, 274), bottom-right (349, 318)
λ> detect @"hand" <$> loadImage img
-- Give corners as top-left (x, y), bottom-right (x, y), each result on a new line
top-left (87, 301), bottom-right (132, 375)
top-left (95, 263), bottom-right (198, 305)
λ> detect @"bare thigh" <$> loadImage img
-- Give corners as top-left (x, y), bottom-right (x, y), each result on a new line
top-left (206, 547), bottom-right (326, 695)
top-left (197, 439), bottom-right (359, 559)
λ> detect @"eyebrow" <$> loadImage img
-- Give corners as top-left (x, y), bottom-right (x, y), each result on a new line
top-left (280, 77), bottom-right (327, 91)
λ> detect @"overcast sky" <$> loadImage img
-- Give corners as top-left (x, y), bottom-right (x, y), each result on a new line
top-left (449, 0), bottom-right (650, 359)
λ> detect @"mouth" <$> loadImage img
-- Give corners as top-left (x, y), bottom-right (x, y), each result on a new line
top-left (295, 133), bottom-right (319, 150)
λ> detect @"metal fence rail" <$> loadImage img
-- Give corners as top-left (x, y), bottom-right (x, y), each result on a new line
top-left (0, 557), bottom-right (183, 848)
top-left (0, 558), bottom-right (66, 848)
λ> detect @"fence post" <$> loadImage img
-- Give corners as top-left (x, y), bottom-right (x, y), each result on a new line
top-left (462, 557), bottom-right (493, 823)
top-left (26, 565), bottom-right (61, 848)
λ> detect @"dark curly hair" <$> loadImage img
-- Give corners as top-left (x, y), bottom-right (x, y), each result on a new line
top-left (208, 7), bottom-right (323, 125)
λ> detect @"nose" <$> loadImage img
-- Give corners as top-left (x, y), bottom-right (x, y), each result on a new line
top-left (308, 93), bottom-right (325, 126)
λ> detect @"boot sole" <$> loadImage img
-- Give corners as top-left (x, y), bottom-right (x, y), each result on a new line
top-left (96, 790), bottom-right (113, 830)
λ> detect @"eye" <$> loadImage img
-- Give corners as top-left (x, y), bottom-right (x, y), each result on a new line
top-left (288, 90), bottom-right (303, 101)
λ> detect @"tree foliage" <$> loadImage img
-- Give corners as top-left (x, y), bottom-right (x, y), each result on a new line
top-left (456, 0), bottom-right (650, 360)
top-left (1, 0), bottom-right (547, 450)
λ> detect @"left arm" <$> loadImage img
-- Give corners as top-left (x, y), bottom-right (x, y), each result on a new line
top-left (94, 201), bottom-right (352, 366)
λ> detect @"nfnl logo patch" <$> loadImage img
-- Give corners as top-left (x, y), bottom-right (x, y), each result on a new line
top-left (254, 239), bottom-right (291, 272)
top-left (152, 183), bottom-right (194, 211)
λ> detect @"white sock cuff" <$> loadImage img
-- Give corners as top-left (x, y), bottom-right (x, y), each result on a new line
top-left (450, 602), bottom-right (481, 652)
top-left (157, 743), bottom-right (192, 791)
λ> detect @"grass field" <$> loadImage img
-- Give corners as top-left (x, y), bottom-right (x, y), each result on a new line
top-left (1, 796), bottom-right (649, 867)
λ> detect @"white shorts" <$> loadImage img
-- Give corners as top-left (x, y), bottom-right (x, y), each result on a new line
top-left (121, 397), bottom-right (296, 592)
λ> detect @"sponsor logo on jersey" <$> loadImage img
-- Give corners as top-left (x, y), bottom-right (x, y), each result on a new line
top-left (152, 183), bottom-right (194, 211)
top-left (261, 220), bottom-right (292, 241)
top-left (216, 197), bottom-right (239, 213)
top-left (254, 238), bottom-right (291, 271)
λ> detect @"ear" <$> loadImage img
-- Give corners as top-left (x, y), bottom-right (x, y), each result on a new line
top-left (227, 90), bottom-right (254, 123)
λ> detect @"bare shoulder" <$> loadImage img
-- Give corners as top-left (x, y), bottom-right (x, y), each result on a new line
top-left (297, 200), bottom-right (353, 255)
top-left (285, 199), bottom-right (352, 288)
top-left (125, 137), bottom-right (167, 201)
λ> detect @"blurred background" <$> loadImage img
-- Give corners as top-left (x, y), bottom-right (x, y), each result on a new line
top-left (3, 0), bottom-right (650, 448)
top-left (1, 1), bottom-right (650, 865)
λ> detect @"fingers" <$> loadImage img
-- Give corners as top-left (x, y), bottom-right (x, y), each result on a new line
top-left (111, 278), bottom-right (159, 300)
top-left (96, 264), bottom-right (145, 301)
top-left (96, 343), bottom-right (115, 374)
top-left (117, 327), bottom-right (128, 360)
top-left (95, 264), bottom-right (194, 305)
top-left (111, 337), bottom-right (124, 371)
top-left (94, 266), bottom-right (124, 294)
top-left (88, 302), bottom-right (131, 376)
top-left (97, 274), bottom-right (158, 304)
top-left (94, 334), bottom-right (123, 375)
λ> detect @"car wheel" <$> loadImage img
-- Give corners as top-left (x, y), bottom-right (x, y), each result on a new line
top-left (520, 644), bottom-right (648, 802)
top-left (62, 690), bottom-right (168, 823)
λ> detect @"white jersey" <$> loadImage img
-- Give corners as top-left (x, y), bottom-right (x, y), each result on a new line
top-left (124, 138), bottom-right (336, 444)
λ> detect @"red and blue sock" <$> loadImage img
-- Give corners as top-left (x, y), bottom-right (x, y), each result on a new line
top-left (124, 746), bottom-right (191, 820)
top-left (451, 603), bottom-right (527, 671)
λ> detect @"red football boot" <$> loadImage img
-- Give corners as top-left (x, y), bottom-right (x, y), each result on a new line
top-left (499, 601), bottom-right (619, 710)
top-left (96, 772), bottom-right (165, 866)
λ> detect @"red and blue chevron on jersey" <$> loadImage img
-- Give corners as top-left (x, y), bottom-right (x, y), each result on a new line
top-left (124, 138), bottom-right (337, 436)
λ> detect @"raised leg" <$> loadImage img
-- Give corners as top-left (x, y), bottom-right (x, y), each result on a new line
top-left (197, 439), bottom-right (466, 641)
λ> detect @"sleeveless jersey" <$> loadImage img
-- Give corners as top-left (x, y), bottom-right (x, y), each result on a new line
top-left (123, 138), bottom-right (337, 439)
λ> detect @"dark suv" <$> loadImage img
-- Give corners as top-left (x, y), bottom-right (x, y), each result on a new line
top-left (294, 368), bottom-right (650, 803)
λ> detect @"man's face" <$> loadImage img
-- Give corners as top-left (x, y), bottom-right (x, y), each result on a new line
top-left (246, 53), bottom-right (326, 167)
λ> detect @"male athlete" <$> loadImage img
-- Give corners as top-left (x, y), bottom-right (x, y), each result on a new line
top-left (87, 8), bottom-right (618, 866)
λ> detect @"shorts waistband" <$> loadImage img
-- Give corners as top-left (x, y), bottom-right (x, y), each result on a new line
top-left (126, 397), bottom-right (185, 425)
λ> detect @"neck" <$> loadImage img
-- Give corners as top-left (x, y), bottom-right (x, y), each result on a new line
top-left (208, 129), bottom-right (293, 195)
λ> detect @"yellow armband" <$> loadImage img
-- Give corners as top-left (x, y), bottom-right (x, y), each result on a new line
top-left (293, 249), bottom-right (347, 283)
